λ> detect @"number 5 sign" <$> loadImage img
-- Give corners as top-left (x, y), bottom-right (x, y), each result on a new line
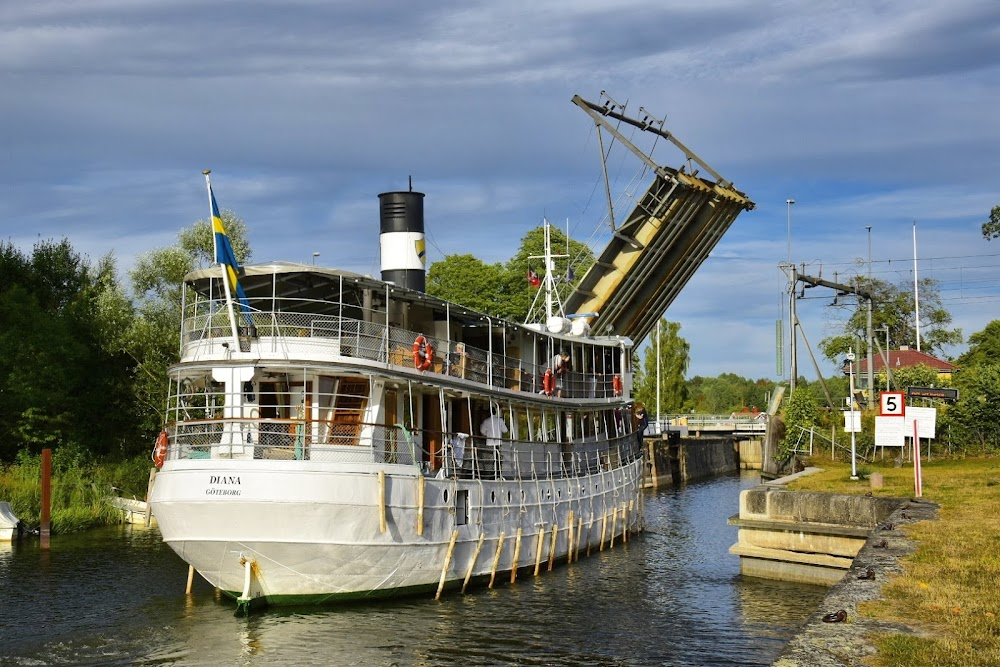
top-left (880, 391), bottom-right (906, 417)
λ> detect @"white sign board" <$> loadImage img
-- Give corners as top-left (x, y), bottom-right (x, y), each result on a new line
top-left (843, 410), bottom-right (862, 433)
top-left (905, 406), bottom-right (937, 439)
top-left (875, 416), bottom-right (905, 447)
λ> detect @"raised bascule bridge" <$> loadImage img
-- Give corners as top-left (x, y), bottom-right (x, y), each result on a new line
top-left (566, 94), bottom-right (755, 345)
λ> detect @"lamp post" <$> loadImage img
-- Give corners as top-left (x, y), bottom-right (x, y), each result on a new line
top-left (846, 348), bottom-right (858, 480)
top-left (881, 324), bottom-right (891, 390)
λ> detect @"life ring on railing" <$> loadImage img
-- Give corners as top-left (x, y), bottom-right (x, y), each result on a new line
top-left (152, 430), bottom-right (168, 469)
top-left (612, 374), bottom-right (623, 397)
top-left (543, 369), bottom-right (554, 396)
top-left (412, 335), bottom-right (433, 371)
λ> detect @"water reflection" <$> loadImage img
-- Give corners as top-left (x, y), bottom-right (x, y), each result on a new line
top-left (0, 472), bottom-right (828, 667)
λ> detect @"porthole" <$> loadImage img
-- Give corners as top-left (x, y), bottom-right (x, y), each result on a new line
top-left (491, 490), bottom-right (496, 504)
top-left (507, 491), bottom-right (512, 503)
top-left (443, 489), bottom-right (450, 503)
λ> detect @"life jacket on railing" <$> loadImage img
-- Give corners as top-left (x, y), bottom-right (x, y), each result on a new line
top-left (613, 374), bottom-right (623, 397)
top-left (542, 369), bottom-right (554, 396)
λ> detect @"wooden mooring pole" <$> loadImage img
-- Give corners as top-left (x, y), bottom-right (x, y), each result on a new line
top-left (40, 448), bottom-right (51, 549)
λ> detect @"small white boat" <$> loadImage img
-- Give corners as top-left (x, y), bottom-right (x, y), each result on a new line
top-left (107, 496), bottom-right (156, 526)
top-left (0, 502), bottom-right (21, 541)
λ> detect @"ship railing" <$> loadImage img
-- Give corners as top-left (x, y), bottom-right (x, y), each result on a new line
top-left (165, 419), bottom-right (642, 480)
top-left (182, 299), bottom-right (625, 399)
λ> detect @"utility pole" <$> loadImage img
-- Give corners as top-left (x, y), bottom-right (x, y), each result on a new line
top-left (789, 263), bottom-right (798, 394)
top-left (866, 226), bottom-right (874, 403)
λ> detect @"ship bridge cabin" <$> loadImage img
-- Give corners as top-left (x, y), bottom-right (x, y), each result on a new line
top-left (167, 263), bottom-right (636, 480)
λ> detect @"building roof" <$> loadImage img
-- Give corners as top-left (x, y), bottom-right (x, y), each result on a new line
top-left (845, 347), bottom-right (957, 374)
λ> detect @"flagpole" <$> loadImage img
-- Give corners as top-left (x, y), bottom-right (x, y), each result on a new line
top-left (204, 170), bottom-right (241, 347)
top-left (913, 222), bottom-right (920, 352)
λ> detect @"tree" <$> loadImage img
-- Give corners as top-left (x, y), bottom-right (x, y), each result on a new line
top-left (126, 210), bottom-right (252, 435)
top-left (943, 364), bottom-right (1000, 452)
top-left (880, 364), bottom-right (943, 393)
top-left (633, 319), bottom-right (690, 414)
top-left (982, 205), bottom-right (1000, 241)
top-left (957, 320), bottom-right (1000, 368)
top-left (780, 390), bottom-right (820, 458)
top-left (426, 255), bottom-right (508, 316)
top-left (819, 276), bottom-right (961, 363)
top-left (426, 223), bottom-right (595, 324)
top-left (0, 240), bottom-right (141, 461)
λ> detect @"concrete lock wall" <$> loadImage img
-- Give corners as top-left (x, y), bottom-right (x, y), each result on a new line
top-left (729, 485), bottom-right (908, 586)
top-left (643, 436), bottom-right (737, 488)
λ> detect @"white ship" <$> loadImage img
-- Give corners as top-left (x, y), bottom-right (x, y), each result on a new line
top-left (149, 94), bottom-right (753, 609)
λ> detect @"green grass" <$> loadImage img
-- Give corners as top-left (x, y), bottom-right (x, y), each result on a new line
top-left (789, 455), bottom-right (1000, 666)
top-left (0, 451), bottom-right (154, 533)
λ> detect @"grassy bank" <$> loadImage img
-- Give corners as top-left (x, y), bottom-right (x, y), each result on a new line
top-left (789, 456), bottom-right (1000, 667)
top-left (0, 450), bottom-right (153, 533)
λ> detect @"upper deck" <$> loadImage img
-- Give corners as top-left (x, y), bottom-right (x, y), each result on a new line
top-left (179, 263), bottom-right (633, 403)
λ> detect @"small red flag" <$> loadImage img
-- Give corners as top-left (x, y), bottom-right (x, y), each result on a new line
top-left (527, 266), bottom-right (540, 288)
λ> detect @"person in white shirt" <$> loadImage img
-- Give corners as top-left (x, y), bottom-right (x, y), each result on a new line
top-left (480, 407), bottom-right (510, 476)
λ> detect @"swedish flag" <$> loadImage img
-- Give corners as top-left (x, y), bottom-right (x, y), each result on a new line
top-left (207, 178), bottom-right (253, 326)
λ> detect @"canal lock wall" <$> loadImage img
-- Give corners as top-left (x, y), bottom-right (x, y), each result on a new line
top-left (642, 434), bottom-right (738, 488)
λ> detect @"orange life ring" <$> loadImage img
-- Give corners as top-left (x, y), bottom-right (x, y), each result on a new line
top-left (543, 369), bottom-right (554, 396)
top-left (152, 430), bottom-right (168, 468)
top-left (613, 374), bottom-right (623, 397)
top-left (412, 335), bottom-right (433, 371)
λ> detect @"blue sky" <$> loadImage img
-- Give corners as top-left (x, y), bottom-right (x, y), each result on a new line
top-left (3, 1), bottom-right (998, 380)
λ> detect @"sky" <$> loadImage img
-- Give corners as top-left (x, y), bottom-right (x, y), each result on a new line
top-left (3, 0), bottom-right (998, 381)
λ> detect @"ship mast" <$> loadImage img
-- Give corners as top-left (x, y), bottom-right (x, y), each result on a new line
top-left (525, 218), bottom-right (568, 326)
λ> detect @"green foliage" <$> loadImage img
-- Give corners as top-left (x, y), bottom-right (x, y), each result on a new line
top-left (819, 276), bottom-right (961, 363)
top-left (633, 319), bottom-right (690, 413)
top-left (686, 374), bottom-right (775, 413)
top-left (126, 211), bottom-right (253, 437)
top-left (883, 363), bottom-right (943, 392)
top-left (0, 452), bottom-right (151, 532)
top-left (942, 364), bottom-right (1000, 452)
top-left (957, 320), bottom-right (1000, 368)
top-left (780, 390), bottom-right (820, 458)
top-left (426, 255), bottom-right (509, 316)
top-left (426, 223), bottom-right (594, 323)
top-left (0, 240), bottom-right (142, 461)
top-left (982, 204), bottom-right (1000, 241)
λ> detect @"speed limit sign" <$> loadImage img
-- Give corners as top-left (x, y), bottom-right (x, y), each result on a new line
top-left (880, 391), bottom-right (906, 417)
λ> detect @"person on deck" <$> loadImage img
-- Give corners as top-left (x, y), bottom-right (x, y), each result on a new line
top-left (480, 407), bottom-right (509, 477)
top-left (548, 349), bottom-right (571, 398)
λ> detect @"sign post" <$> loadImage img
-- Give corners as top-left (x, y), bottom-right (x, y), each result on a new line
top-left (913, 419), bottom-right (922, 497)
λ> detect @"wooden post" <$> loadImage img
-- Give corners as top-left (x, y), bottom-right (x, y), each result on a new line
top-left (547, 524), bottom-right (559, 571)
top-left (575, 516), bottom-right (584, 561)
top-left (648, 441), bottom-right (658, 489)
top-left (435, 529), bottom-right (459, 600)
top-left (622, 502), bottom-right (629, 542)
top-left (533, 526), bottom-right (546, 576)
top-left (599, 512), bottom-right (607, 552)
top-left (488, 532), bottom-right (506, 588)
top-left (610, 506), bottom-right (618, 549)
top-left (185, 564), bottom-right (196, 594)
top-left (416, 475), bottom-right (425, 536)
top-left (144, 467), bottom-right (157, 528)
top-left (510, 528), bottom-right (523, 583)
top-left (378, 470), bottom-right (387, 533)
top-left (586, 516), bottom-right (594, 556)
top-left (40, 448), bottom-right (52, 549)
top-left (565, 511), bottom-right (575, 563)
top-left (462, 532), bottom-right (486, 593)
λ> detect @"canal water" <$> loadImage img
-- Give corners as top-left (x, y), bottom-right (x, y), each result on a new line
top-left (0, 471), bottom-right (827, 666)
